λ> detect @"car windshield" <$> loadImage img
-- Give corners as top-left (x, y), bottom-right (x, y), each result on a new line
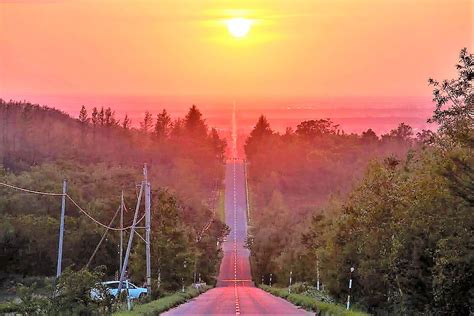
top-left (105, 282), bottom-right (119, 289)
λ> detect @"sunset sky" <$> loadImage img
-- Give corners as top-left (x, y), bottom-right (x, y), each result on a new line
top-left (0, 0), bottom-right (472, 131)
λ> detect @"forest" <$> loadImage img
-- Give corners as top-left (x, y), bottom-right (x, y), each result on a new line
top-left (246, 48), bottom-right (473, 315)
top-left (0, 102), bottom-right (228, 296)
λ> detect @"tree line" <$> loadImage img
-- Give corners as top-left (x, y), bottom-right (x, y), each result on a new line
top-left (0, 103), bottom-right (228, 295)
top-left (245, 48), bottom-right (473, 314)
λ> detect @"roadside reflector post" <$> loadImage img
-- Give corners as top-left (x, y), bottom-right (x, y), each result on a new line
top-left (288, 271), bottom-right (293, 294)
top-left (346, 267), bottom-right (355, 310)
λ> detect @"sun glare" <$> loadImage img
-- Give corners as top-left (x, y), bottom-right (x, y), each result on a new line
top-left (226, 17), bottom-right (251, 38)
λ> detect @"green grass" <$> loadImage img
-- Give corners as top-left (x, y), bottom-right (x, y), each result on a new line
top-left (114, 286), bottom-right (211, 316)
top-left (0, 301), bottom-right (19, 313)
top-left (216, 190), bottom-right (225, 223)
top-left (260, 285), bottom-right (369, 316)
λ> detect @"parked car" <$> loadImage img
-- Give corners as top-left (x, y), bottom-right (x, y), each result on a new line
top-left (91, 281), bottom-right (147, 300)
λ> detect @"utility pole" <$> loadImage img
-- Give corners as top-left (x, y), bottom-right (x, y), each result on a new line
top-left (119, 190), bottom-right (124, 278)
top-left (144, 164), bottom-right (152, 296)
top-left (346, 267), bottom-right (355, 310)
top-left (56, 179), bottom-right (67, 278)
top-left (118, 183), bottom-right (144, 294)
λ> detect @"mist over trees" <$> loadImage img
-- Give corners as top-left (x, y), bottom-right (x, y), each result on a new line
top-left (246, 48), bottom-right (473, 314)
top-left (0, 103), bottom-right (228, 291)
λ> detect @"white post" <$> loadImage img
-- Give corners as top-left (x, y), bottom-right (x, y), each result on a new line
top-left (316, 256), bottom-right (320, 291)
top-left (288, 271), bottom-right (293, 294)
top-left (347, 267), bottom-right (355, 310)
top-left (126, 279), bottom-right (131, 311)
top-left (144, 164), bottom-right (152, 296)
top-left (270, 273), bottom-right (272, 287)
top-left (182, 260), bottom-right (187, 292)
top-left (157, 270), bottom-right (161, 289)
top-left (56, 179), bottom-right (67, 278)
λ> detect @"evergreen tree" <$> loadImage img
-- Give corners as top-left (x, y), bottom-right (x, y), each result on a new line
top-left (154, 109), bottom-right (171, 139)
top-left (98, 107), bottom-right (105, 126)
top-left (122, 114), bottom-right (131, 130)
top-left (91, 107), bottom-right (99, 126)
top-left (184, 105), bottom-right (207, 138)
top-left (104, 107), bottom-right (118, 127)
top-left (78, 106), bottom-right (89, 124)
top-left (140, 111), bottom-right (153, 133)
top-left (244, 115), bottom-right (273, 159)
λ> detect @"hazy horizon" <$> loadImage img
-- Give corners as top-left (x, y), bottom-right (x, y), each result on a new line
top-left (1, 94), bottom-right (435, 135)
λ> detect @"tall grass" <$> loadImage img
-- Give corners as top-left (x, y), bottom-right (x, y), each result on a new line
top-left (260, 285), bottom-right (369, 316)
top-left (114, 286), bottom-right (211, 316)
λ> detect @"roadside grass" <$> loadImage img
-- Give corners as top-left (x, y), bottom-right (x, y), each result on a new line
top-left (260, 285), bottom-right (369, 316)
top-left (217, 190), bottom-right (225, 223)
top-left (114, 285), bottom-right (211, 315)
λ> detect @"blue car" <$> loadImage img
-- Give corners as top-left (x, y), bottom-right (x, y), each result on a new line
top-left (92, 281), bottom-right (147, 300)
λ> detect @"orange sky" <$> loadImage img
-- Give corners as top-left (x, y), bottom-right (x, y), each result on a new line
top-left (0, 0), bottom-right (472, 100)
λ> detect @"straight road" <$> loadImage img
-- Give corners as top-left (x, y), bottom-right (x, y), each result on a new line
top-left (164, 161), bottom-right (310, 315)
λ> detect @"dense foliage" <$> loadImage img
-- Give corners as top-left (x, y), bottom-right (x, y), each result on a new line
top-left (0, 103), bottom-right (228, 295)
top-left (246, 48), bottom-right (473, 314)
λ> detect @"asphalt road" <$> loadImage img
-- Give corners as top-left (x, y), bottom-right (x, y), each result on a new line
top-left (164, 160), bottom-right (310, 315)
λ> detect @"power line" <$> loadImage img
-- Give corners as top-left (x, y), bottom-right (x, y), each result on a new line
top-left (0, 181), bottom-right (142, 231)
top-left (85, 204), bottom-right (121, 269)
top-left (66, 195), bottom-right (142, 232)
top-left (0, 181), bottom-right (65, 196)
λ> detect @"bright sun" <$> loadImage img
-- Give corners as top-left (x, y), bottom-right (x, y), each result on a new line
top-left (226, 17), bottom-right (251, 38)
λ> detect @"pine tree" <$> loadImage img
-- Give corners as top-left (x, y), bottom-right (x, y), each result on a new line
top-left (78, 105), bottom-right (89, 124)
top-left (104, 107), bottom-right (118, 127)
top-left (91, 107), bottom-right (99, 126)
top-left (154, 109), bottom-right (171, 139)
top-left (140, 111), bottom-right (153, 133)
top-left (98, 107), bottom-right (105, 126)
top-left (122, 114), bottom-right (131, 130)
top-left (184, 105), bottom-right (207, 138)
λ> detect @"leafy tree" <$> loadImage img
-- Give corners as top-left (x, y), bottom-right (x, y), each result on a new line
top-left (295, 119), bottom-right (338, 139)
top-left (361, 128), bottom-right (378, 143)
top-left (428, 47), bottom-right (473, 147)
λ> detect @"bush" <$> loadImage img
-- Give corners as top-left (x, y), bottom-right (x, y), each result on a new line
top-left (51, 267), bottom-right (113, 315)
